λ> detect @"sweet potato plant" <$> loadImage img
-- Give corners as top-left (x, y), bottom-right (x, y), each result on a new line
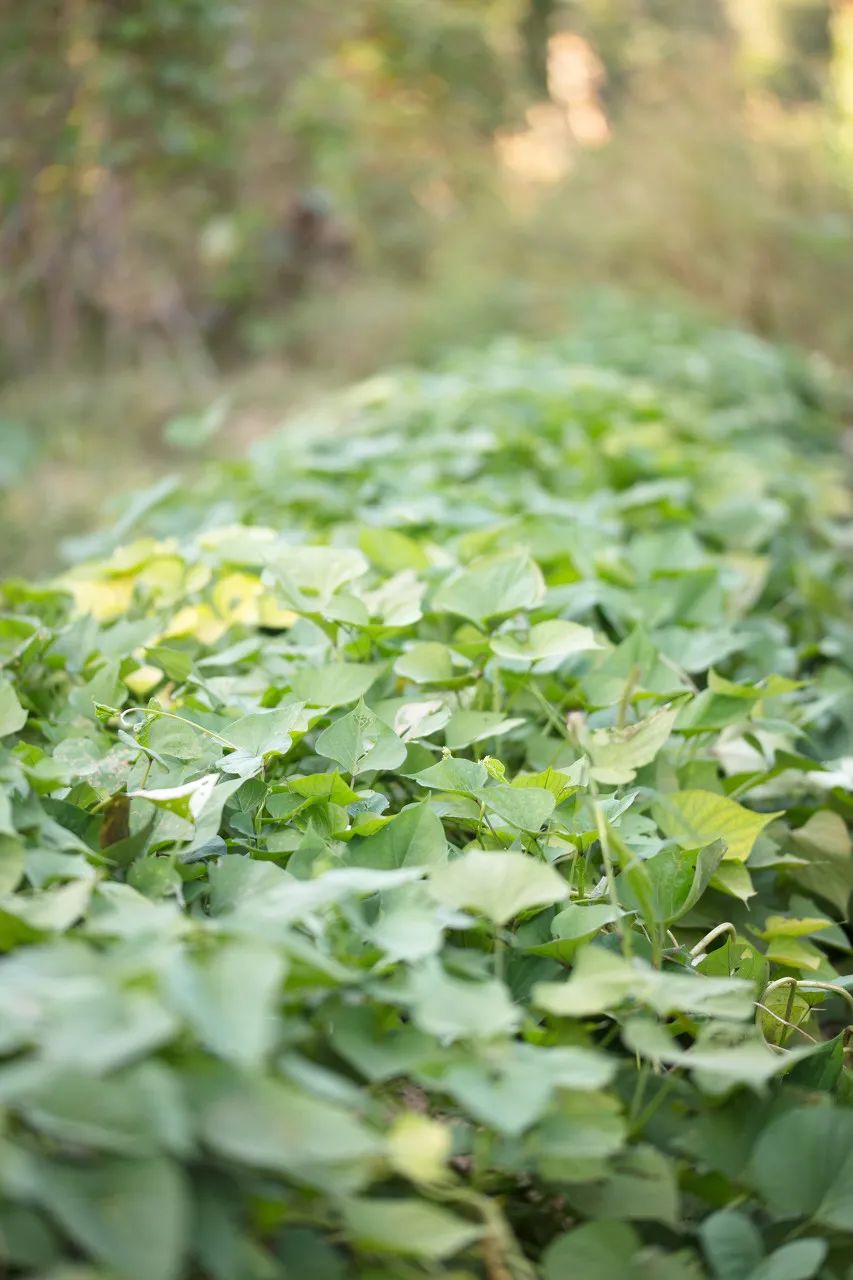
top-left (1, 317), bottom-right (852, 1279)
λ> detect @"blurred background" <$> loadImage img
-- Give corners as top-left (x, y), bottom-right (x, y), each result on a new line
top-left (2, 0), bottom-right (853, 573)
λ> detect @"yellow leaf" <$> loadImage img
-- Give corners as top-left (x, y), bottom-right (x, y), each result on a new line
top-left (656, 790), bottom-right (780, 862)
top-left (387, 1113), bottom-right (451, 1185)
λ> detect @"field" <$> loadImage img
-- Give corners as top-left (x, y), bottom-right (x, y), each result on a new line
top-left (1, 307), bottom-right (852, 1278)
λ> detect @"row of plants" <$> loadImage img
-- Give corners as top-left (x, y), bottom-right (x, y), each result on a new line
top-left (0, 312), bottom-right (852, 1277)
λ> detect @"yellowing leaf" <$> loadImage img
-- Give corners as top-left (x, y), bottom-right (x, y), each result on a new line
top-left (212, 572), bottom-right (264, 623)
top-left (161, 604), bottom-right (227, 644)
top-left (655, 790), bottom-right (780, 862)
top-left (65, 576), bottom-right (135, 622)
top-left (387, 1113), bottom-right (451, 1184)
top-left (710, 862), bottom-right (756, 902)
top-left (124, 664), bottom-right (164, 696)
top-left (759, 915), bottom-right (833, 939)
top-left (258, 595), bottom-right (297, 628)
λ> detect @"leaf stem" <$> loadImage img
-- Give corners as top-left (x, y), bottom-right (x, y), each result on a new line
top-left (592, 796), bottom-right (630, 958)
top-left (120, 705), bottom-right (238, 750)
top-left (689, 922), bottom-right (736, 968)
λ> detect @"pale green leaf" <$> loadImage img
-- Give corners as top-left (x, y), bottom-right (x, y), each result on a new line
top-left (36, 1157), bottom-right (186, 1280)
top-left (429, 849), bottom-right (568, 924)
top-left (0, 679), bottom-right (27, 737)
top-left (201, 1077), bottom-right (381, 1186)
top-left (491, 619), bottom-right (601, 665)
top-left (341, 1197), bottom-right (481, 1260)
top-left (444, 710), bottom-right (525, 749)
top-left (432, 552), bottom-right (545, 623)
top-left (316, 700), bottom-right (406, 776)
top-left (408, 961), bottom-right (520, 1040)
top-left (585, 704), bottom-right (680, 784)
top-left (290, 662), bottom-right (383, 707)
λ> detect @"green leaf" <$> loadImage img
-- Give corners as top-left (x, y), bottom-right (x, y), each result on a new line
top-left (491, 618), bottom-right (600, 665)
top-left (290, 662), bottom-right (383, 707)
top-left (701, 1210), bottom-right (764, 1280)
top-left (527, 902), bottom-right (621, 962)
top-left (535, 946), bottom-right (754, 1020)
top-left (474, 783), bottom-right (555, 830)
top-left (543, 1222), bottom-right (640, 1280)
top-left (620, 840), bottom-right (725, 924)
top-left (0, 679), bottom-right (27, 737)
top-left (210, 860), bottom-right (422, 926)
top-left (340, 1198), bottom-right (481, 1261)
top-left (411, 755), bottom-right (488, 792)
top-left (584, 704), bottom-right (680, 784)
top-left (752, 1240), bottom-right (826, 1280)
top-left (0, 878), bottom-right (93, 938)
top-left (166, 942), bottom-right (286, 1068)
top-left (144, 646), bottom-right (193, 683)
top-left (20, 1062), bottom-right (189, 1157)
top-left (428, 850), bottom-right (568, 924)
top-left (276, 1228), bottom-right (349, 1280)
top-left (225, 704), bottom-right (302, 756)
top-left (394, 642), bottom-right (455, 683)
top-left (408, 961), bottom-right (520, 1040)
top-left (316, 700), bottom-right (406, 777)
top-left (749, 1106), bottom-right (853, 1230)
top-left (432, 551), bottom-right (545, 623)
top-left (357, 525), bottom-right (429, 572)
top-left (710, 861), bottom-right (756, 903)
top-left (569, 1144), bottom-right (679, 1225)
top-left (201, 1077), bottom-right (381, 1187)
top-left (370, 889), bottom-right (446, 963)
top-left (435, 1043), bottom-right (614, 1135)
top-left (789, 811), bottom-right (853, 913)
top-left (444, 710), bottom-right (525, 749)
top-left (783, 1033), bottom-right (848, 1093)
top-left (325, 1006), bottom-right (436, 1082)
top-left (350, 803), bottom-right (447, 869)
top-left (36, 1157), bottom-right (186, 1280)
top-left (530, 1090), bottom-right (627, 1181)
top-left (272, 545), bottom-right (368, 604)
top-left (655, 791), bottom-right (780, 862)
top-left (0, 835), bottom-right (24, 896)
top-left (535, 945), bottom-right (639, 1016)
top-left (623, 1019), bottom-right (792, 1093)
top-left (285, 773), bottom-right (361, 805)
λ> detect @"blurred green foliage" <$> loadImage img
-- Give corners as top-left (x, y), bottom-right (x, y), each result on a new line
top-left (2, 0), bottom-right (853, 376)
top-left (4, 1), bottom-right (853, 578)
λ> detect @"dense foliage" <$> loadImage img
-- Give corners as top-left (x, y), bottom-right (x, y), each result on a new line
top-left (1, 315), bottom-right (853, 1278)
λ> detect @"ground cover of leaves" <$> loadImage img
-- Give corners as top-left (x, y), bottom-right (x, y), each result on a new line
top-left (1, 312), bottom-right (853, 1279)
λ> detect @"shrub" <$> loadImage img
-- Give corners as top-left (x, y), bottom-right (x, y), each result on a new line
top-left (0, 316), bottom-right (852, 1278)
